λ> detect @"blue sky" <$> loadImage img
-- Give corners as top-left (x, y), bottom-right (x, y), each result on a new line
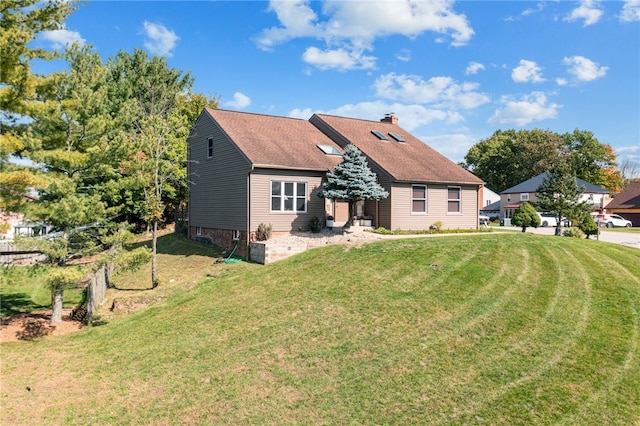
top-left (34, 0), bottom-right (640, 165)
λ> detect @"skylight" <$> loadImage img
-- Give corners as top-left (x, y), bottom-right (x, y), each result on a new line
top-left (388, 132), bottom-right (405, 142)
top-left (371, 130), bottom-right (388, 140)
top-left (317, 144), bottom-right (342, 156)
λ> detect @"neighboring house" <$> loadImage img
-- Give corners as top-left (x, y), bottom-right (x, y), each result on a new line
top-left (500, 172), bottom-right (610, 221)
top-left (480, 200), bottom-right (501, 220)
top-left (605, 181), bottom-right (640, 226)
top-left (482, 187), bottom-right (500, 207)
top-left (187, 109), bottom-right (484, 258)
top-left (0, 210), bottom-right (24, 240)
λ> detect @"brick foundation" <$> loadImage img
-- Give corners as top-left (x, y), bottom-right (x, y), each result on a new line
top-left (190, 227), bottom-right (249, 259)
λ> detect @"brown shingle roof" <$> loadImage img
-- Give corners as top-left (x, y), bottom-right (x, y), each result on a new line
top-left (311, 114), bottom-right (483, 185)
top-left (606, 181), bottom-right (640, 209)
top-left (204, 108), bottom-right (343, 171)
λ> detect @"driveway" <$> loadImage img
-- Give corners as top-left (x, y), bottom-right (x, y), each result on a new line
top-left (500, 226), bottom-right (640, 249)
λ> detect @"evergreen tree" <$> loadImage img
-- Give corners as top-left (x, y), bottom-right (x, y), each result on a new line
top-left (511, 202), bottom-right (540, 232)
top-left (0, 0), bottom-right (79, 210)
top-left (535, 162), bottom-right (592, 236)
top-left (578, 214), bottom-right (598, 239)
top-left (317, 144), bottom-right (388, 226)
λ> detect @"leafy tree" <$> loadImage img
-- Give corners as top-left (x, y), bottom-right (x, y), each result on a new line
top-left (535, 162), bottom-right (592, 236)
top-left (462, 129), bottom-right (563, 192)
top-left (578, 214), bottom-right (598, 239)
top-left (511, 202), bottom-right (540, 232)
top-left (563, 129), bottom-right (623, 192)
top-left (317, 144), bottom-right (388, 226)
top-left (46, 267), bottom-right (84, 323)
top-left (108, 49), bottom-right (193, 287)
top-left (463, 128), bottom-right (622, 192)
top-left (0, 0), bottom-right (79, 210)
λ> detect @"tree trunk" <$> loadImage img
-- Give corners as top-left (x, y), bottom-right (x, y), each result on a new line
top-left (50, 284), bottom-right (64, 324)
top-left (555, 224), bottom-right (562, 236)
top-left (151, 219), bottom-right (158, 288)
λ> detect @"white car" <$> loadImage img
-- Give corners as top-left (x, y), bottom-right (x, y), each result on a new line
top-left (594, 213), bottom-right (632, 228)
top-left (479, 214), bottom-right (490, 225)
top-left (537, 213), bottom-right (558, 227)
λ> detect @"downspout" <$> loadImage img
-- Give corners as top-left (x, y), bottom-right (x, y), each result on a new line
top-left (246, 172), bottom-right (251, 259)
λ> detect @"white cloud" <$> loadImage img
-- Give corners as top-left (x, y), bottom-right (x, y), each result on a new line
top-left (373, 73), bottom-right (490, 110)
top-left (512, 60), bottom-right (545, 83)
top-left (257, 0), bottom-right (474, 70)
top-left (289, 100), bottom-right (458, 131)
top-left (40, 29), bottom-right (85, 49)
top-left (555, 77), bottom-right (568, 86)
top-left (564, 0), bottom-right (603, 26)
top-left (620, 0), bottom-right (640, 22)
top-left (302, 46), bottom-right (376, 71)
top-left (224, 92), bottom-right (252, 109)
top-left (465, 61), bottom-right (485, 75)
top-left (143, 21), bottom-right (179, 57)
top-left (396, 48), bottom-right (412, 62)
top-left (562, 55), bottom-right (608, 82)
top-left (488, 92), bottom-right (560, 126)
top-left (422, 132), bottom-right (477, 163)
top-left (522, 2), bottom-right (546, 17)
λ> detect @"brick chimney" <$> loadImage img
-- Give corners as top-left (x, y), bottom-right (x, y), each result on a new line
top-left (380, 113), bottom-right (398, 125)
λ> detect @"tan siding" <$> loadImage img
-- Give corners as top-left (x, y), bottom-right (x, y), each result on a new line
top-left (188, 113), bottom-right (251, 231)
top-left (390, 183), bottom-right (479, 230)
top-left (249, 169), bottom-right (327, 233)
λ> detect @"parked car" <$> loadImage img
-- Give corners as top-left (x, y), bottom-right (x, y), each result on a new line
top-left (479, 214), bottom-right (490, 225)
top-left (537, 213), bottom-right (558, 227)
top-left (594, 213), bottom-right (632, 228)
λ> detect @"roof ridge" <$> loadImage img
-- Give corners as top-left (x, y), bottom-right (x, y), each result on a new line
top-left (206, 108), bottom-right (309, 123)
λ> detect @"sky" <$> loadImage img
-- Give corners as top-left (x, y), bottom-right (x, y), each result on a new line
top-left (33, 0), bottom-right (640, 166)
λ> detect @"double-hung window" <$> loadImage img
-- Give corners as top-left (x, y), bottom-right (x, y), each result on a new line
top-left (448, 187), bottom-right (461, 213)
top-left (412, 185), bottom-right (427, 213)
top-left (207, 137), bottom-right (214, 159)
top-left (271, 181), bottom-right (307, 212)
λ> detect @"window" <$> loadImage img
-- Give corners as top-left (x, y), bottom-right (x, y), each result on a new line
top-left (317, 144), bottom-right (342, 156)
top-left (371, 130), bottom-right (389, 140)
top-left (448, 187), bottom-right (461, 213)
top-left (196, 226), bottom-right (202, 235)
top-left (520, 193), bottom-right (529, 201)
top-left (412, 185), bottom-right (427, 213)
top-left (271, 181), bottom-right (307, 212)
top-left (388, 132), bottom-right (405, 142)
top-left (207, 137), bottom-right (214, 159)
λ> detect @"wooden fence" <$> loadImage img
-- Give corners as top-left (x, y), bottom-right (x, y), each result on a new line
top-left (0, 241), bottom-right (45, 265)
top-left (76, 262), bottom-right (114, 325)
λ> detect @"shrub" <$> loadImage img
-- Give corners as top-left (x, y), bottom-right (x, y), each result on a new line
top-left (563, 227), bottom-right (585, 238)
top-left (430, 221), bottom-right (444, 232)
top-left (512, 202), bottom-right (540, 232)
top-left (256, 223), bottom-right (273, 241)
top-left (578, 214), bottom-right (598, 239)
top-left (308, 216), bottom-right (322, 233)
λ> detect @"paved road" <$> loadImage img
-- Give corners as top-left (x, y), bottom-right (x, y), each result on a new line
top-left (500, 226), bottom-right (640, 250)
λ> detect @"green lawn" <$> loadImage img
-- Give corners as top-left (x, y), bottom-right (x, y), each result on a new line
top-left (0, 265), bottom-right (84, 316)
top-left (1, 233), bottom-right (639, 425)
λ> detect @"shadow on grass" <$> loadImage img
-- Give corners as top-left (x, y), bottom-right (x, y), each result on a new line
top-left (127, 232), bottom-right (224, 258)
top-left (0, 293), bottom-right (44, 317)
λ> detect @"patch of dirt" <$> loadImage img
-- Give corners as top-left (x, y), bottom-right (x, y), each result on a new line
top-left (0, 309), bottom-right (84, 343)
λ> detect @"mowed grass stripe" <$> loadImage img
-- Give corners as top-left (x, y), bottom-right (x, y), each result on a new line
top-left (556, 245), bottom-right (640, 424)
top-left (444, 243), bottom-right (595, 423)
top-left (1, 233), bottom-right (639, 425)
